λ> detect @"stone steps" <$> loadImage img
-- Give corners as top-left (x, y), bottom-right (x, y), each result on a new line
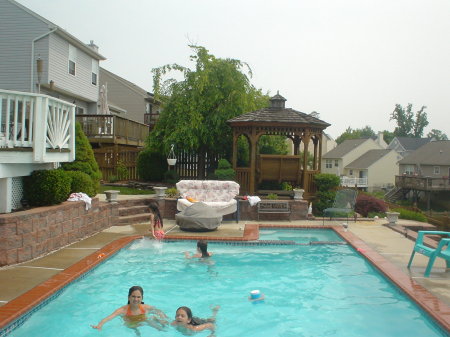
top-left (119, 205), bottom-right (149, 217)
top-left (118, 213), bottom-right (151, 226)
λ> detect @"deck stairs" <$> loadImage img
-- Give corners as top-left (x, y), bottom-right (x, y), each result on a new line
top-left (385, 187), bottom-right (410, 202)
top-left (117, 199), bottom-right (152, 225)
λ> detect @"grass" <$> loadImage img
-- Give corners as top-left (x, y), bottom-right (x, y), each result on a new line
top-left (99, 185), bottom-right (155, 195)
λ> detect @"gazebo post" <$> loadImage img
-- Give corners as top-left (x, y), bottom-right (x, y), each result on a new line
top-left (302, 133), bottom-right (310, 190)
top-left (249, 131), bottom-right (257, 195)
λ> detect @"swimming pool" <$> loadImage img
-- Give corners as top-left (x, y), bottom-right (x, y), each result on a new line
top-left (259, 228), bottom-right (344, 243)
top-left (3, 231), bottom-right (449, 337)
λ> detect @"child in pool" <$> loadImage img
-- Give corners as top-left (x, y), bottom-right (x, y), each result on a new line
top-left (171, 305), bottom-right (219, 335)
top-left (184, 240), bottom-right (213, 259)
top-left (149, 204), bottom-right (165, 240)
top-left (91, 285), bottom-right (168, 331)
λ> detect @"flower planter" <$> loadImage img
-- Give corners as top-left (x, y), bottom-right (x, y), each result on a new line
top-left (293, 188), bottom-right (304, 200)
top-left (104, 190), bottom-right (120, 203)
top-left (153, 186), bottom-right (168, 198)
top-left (386, 211), bottom-right (400, 225)
top-left (167, 158), bottom-right (177, 166)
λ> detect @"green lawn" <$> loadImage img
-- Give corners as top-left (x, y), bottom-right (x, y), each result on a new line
top-left (99, 185), bottom-right (155, 195)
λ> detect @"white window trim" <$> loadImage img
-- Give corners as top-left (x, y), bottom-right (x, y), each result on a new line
top-left (325, 160), bottom-right (332, 169)
top-left (433, 166), bottom-right (440, 175)
top-left (91, 59), bottom-right (98, 85)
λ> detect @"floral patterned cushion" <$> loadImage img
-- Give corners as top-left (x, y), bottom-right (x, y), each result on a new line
top-left (176, 180), bottom-right (240, 202)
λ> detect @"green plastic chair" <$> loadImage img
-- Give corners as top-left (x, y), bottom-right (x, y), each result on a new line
top-left (322, 189), bottom-right (357, 225)
top-left (407, 231), bottom-right (450, 277)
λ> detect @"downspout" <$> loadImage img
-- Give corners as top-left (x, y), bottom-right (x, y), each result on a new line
top-left (30, 27), bottom-right (58, 92)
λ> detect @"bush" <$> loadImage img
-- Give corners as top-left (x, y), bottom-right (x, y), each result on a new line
top-left (313, 173), bottom-right (341, 215)
top-left (214, 159), bottom-right (235, 180)
top-left (60, 122), bottom-right (101, 194)
top-left (164, 169), bottom-right (179, 184)
top-left (137, 149), bottom-right (168, 181)
top-left (166, 188), bottom-right (179, 198)
top-left (314, 190), bottom-right (336, 215)
top-left (313, 173), bottom-right (341, 192)
top-left (24, 170), bottom-right (71, 206)
top-left (281, 182), bottom-right (293, 191)
top-left (355, 194), bottom-right (387, 217)
top-left (267, 193), bottom-right (278, 200)
top-left (116, 160), bottom-right (129, 181)
top-left (392, 208), bottom-right (427, 222)
top-left (66, 171), bottom-right (95, 197)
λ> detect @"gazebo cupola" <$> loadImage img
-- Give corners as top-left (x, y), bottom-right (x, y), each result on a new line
top-left (269, 91), bottom-right (286, 109)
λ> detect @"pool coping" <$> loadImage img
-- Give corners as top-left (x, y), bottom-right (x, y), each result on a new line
top-left (0, 224), bottom-right (449, 334)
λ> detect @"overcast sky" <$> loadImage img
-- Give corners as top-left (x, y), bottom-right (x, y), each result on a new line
top-left (17, 0), bottom-right (450, 139)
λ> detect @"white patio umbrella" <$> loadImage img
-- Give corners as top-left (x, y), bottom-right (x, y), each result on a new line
top-left (98, 84), bottom-right (112, 134)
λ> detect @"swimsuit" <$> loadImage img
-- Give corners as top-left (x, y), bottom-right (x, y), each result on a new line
top-left (154, 219), bottom-right (165, 239)
top-left (124, 304), bottom-right (146, 323)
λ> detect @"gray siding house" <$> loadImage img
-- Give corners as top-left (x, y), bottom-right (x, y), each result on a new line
top-left (99, 68), bottom-right (160, 126)
top-left (387, 137), bottom-right (433, 158)
top-left (0, 0), bottom-right (106, 113)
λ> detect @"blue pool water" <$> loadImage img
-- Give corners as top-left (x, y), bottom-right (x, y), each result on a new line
top-left (5, 235), bottom-right (448, 337)
top-left (259, 228), bottom-right (344, 243)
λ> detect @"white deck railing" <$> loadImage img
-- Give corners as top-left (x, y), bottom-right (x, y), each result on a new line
top-left (0, 89), bottom-right (75, 162)
top-left (341, 176), bottom-right (368, 187)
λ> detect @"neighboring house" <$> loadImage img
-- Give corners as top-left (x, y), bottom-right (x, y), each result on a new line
top-left (321, 135), bottom-right (385, 176)
top-left (387, 137), bottom-right (433, 158)
top-left (342, 149), bottom-right (400, 191)
top-left (288, 132), bottom-right (336, 155)
top-left (99, 68), bottom-right (160, 127)
top-left (397, 140), bottom-right (450, 178)
top-left (0, 0), bottom-right (105, 213)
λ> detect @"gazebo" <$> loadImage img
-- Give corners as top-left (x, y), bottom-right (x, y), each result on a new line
top-left (227, 93), bottom-right (330, 196)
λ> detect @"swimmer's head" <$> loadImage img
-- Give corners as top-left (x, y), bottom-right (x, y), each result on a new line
top-left (197, 240), bottom-right (208, 257)
top-left (175, 306), bottom-right (192, 324)
top-left (127, 286), bottom-right (144, 304)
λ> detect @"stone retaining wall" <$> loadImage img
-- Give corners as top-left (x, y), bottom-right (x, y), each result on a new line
top-left (0, 198), bottom-right (117, 266)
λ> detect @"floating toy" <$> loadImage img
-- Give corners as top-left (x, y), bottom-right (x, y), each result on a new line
top-left (97, 253), bottom-right (106, 259)
top-left (249, 290), bottom-right (265, 303)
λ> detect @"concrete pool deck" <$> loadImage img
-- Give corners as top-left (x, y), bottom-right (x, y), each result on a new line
top-left (0, 212), bottom-right (449, 331)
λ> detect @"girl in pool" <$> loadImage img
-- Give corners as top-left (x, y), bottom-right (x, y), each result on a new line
top-left (184, 240), bottom-right (213, 259)
top-left (171, 305), bottom-right (220, 336)
top-left (91, 285), bottom-right (168, 332)
top-left (149, 204), bottom-right (165, 240)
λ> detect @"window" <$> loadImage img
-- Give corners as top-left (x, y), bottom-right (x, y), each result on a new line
top-left (334, 160), bottom-right (339, 167)
top-left (349, 170), bottom-right (353, 176)
top-left (433, 166), bottom-right (440, 175)
top-left (91, 60), bottom-right (98, 85)
top-left (68, 44), bottom-right (76, 76)
top-left (146, 103), bottom-right (152, 114)
top-left (404, 165), bottom-right (414, 175)
top-left (325, 160), bottom-right (332, 169)
top-left (75, 106), bottom-right (84, 115)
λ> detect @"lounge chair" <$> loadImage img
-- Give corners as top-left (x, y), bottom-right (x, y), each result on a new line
top-left (407, 231), bottom-right (450, 277)
top-left (322, 189), bottom-right (357, 225)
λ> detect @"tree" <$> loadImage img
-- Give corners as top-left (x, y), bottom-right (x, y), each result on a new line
top-left (382, 130), bottom-right (395, 144)
top-left (149, 45), bottom-right (268, 177)
top-left (335, 126), bottom-right (375, 144)
top-left (258, 135), bottom-right (288, 155)
top-left (427, 129), bottom-right (448, 140)
top-left (390, 103), bottom-right (429, 137)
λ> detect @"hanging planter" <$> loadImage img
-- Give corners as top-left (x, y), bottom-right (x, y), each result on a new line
top-left (167, 144), bottom-right (177, 166)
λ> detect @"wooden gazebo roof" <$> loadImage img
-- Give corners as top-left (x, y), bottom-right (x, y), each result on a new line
top-left (227, 93), bottom-right (330, 128)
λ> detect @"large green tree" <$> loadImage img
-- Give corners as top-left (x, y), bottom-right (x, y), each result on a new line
top-left (335, 126), bottom-right (376, 144)
top-left (390, 103), bottom-right (429, 137)
top-left (149, 45), bottom-right (268, 177)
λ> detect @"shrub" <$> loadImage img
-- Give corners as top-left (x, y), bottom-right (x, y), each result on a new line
top-left (164, 169), bottom-right (179, 184)
top-left (116, 160), bottom-right (129, 181)
top-left (355, 194), bottom-right (387, 217)
top-left (60, 122), bottom-right (101, 194)
top-left (313, 190), bottom-right (336, 215)
top-left (267, 193), bottom-right (278, 200)
top-left (214, 159), bottom-right (235, 180)
top-left (65, 171), bottom-right (95, 197)
top-left (392, 208), bottom-right (427, 222)
top-left (137, 149), bottom-right (168, 181)
top-left (166, 188), bottom-right (179, 198)
top-left (281, 182), bottom-right (293, 191)
top-left (24, 170), bottom-right (71, 206)
top-left (313, 173), bottom-right (340, 192)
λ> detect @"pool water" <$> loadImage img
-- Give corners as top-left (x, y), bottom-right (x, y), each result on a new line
top-left (259, 228), bottom-right (344, 243)
top-left (6, 238), bottom-right (448, 337)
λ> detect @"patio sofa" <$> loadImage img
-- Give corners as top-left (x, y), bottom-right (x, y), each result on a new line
top-left (175, 180), bottom-right (240, 217)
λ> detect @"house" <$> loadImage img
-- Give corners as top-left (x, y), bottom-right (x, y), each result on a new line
top-left (0, 0), bottom-right (106, 213)
top-left (342, 149), bottom-right (400, 191)
top-left (321, 135), bottom-right (385, 176)
top-left (387, 137), bottom-right (433, 158)
top-left (99, 68), bottom-right (161, 128)
top-left (0, 0), bottom-right (106, 113)
top-left (397, 141), bottom-right (450, 178)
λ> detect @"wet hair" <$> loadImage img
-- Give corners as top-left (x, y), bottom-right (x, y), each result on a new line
top-left (127, 285), bottom-right (144, 304)
top-left (176, 306), bottom-right (210, 326)
top-left (149, 203), bottom-right (163, 227)
top-left (197, 240), bottom-right (209, 258)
